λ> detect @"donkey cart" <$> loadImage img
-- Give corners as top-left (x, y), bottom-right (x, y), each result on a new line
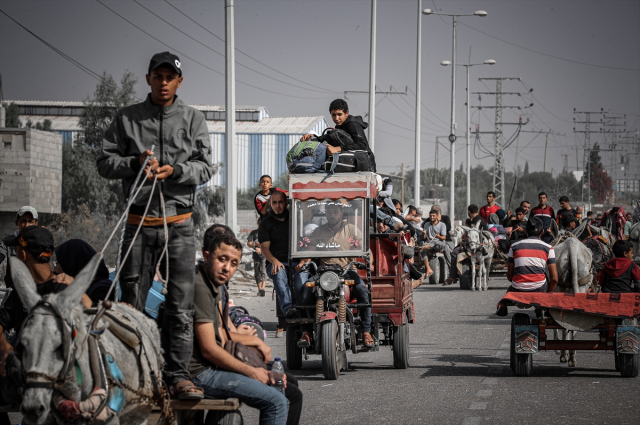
top-left (500, 292), bottom-right (640, 378)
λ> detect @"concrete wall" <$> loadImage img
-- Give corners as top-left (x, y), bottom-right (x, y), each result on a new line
top-left (0, 128), bottom-right (62, 216)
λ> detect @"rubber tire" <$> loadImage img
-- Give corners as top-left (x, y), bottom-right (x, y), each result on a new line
top-left (321, 320), bottom-right (340, 380)
top-left (393, 323), bottom-right (410, 369)
top-left (428, 257), bottom-right (439, 284)
top-left (510, 313), bottom-right (533, 377)
top-left (285, 325), bottom-right (303, 370)
top-left (618, 318), bottom-right (639, 378)
top-left (459, 260), bottom-right (473, 290)
top-left (438, 256), bottom-right (448, 284)
top-left (205, 410), bottom-right (244, 425)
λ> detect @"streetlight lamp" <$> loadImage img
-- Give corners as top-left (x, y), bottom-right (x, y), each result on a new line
top-left (441, 59), bottom-right (496, 208)
top-left (423, 8), bottom-right (487, 221)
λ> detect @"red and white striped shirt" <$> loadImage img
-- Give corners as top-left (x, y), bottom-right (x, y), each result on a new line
top-left (508, 237), bottom-right (555, 290)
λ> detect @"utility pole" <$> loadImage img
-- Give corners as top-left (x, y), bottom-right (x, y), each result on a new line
top-left (401, 163), bottom-right (405, 207)
top-left (225, 0), bottom-right (237, 231)
top-left (414, 0), bottom-right (422, 209)
top-left (562, 154), bottom-right (569, 175)
top-left (368, 0), bottom-right (377, 152)
top-left (473, 78), bottom-right (533, 207)
top-left (573, 109), bottom-right (604, 210)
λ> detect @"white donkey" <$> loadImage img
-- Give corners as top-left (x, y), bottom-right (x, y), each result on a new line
top-left (550, 235), bottom-right (594, 367)
top-left (461, 221), bottom-right (495, 291)
top-left (628, 222), bottom-right (640, 262)
top-left (10, 255), bottom-right (164, 425)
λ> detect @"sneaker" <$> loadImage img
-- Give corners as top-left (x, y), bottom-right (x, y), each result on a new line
top-left (259, 289), bottom-right (266, 297)
top-left (275, 329), bottom-right (285, 338)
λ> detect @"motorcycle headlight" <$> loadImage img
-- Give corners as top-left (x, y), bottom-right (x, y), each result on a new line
top-left (319, 271), bottom-right (340, 292)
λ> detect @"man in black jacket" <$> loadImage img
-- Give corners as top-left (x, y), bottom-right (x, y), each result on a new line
top-left (301, 99), bottom-right (377, 171)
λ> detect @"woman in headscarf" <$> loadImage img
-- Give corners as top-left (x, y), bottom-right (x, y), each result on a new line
top-left (54, 239), bottom-right (113, 307)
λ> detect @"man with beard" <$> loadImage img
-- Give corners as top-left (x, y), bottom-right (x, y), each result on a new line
top-left (190, 234), bottom-right (303, 425)
top-left (304, 202), bottom-right (374, 348)
top-left (259, 191), bottom-right (309, 321)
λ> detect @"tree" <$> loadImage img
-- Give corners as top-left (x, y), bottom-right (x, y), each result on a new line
top-left (523, 161), bottom-right (529, 176)
top-left (5, 103), bottom-right (21, 128)
top-left (78, 71), bottom-right (138, 150)
top-left (61, 72), bottom-right (138, 215)
top-left (35, 119), bottom-right (53, 131)
top-left (589, 143), bottom-right (613, 203)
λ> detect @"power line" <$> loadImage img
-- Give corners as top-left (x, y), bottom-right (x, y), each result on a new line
top-left (406, 87), bottom-right (449, 126)
top-left (133, 0), bottom-right (336, 94)
top-left (163, 0), bottom-right (336, 94)
top-left (459, 21), bottom-right (640, 72)
top-left (95, 0), bottom-right (330, 100)
top-left (0, 9), bottom-right (102, 81)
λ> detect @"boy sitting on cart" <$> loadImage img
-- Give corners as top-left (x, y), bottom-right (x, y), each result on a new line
top-left (300, 201), bottom-right (375, 348)
top-left (600, 240), bottom-right (640, 293)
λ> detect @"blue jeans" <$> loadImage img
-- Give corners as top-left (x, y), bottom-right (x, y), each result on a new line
top-left (266, 262), bottom-right (309, 313)
top-left (193, 368), bottom-right (288, 425)
top-left (345, 270), bottom-right (372, 333)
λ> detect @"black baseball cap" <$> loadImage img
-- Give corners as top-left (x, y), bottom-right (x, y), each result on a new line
top-left (148, 51), bottom-right (182, 76)
top-left (5, 225), bottom-right (54, 259)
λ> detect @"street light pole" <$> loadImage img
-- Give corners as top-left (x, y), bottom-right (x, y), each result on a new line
top-left (414, 0), bottom-right (422, 208)
top-left (466, 63), bottom-right (470, 208)
top-left (449, 15), bottom-right (457, 221)
top-left (368, 0), bottom-right (377, 152)
top-left (424, 8), bottom-right (487, 222)
top-left (225, 0), bottom-right (237, 232)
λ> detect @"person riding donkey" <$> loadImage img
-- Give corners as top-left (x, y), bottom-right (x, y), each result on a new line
top-left (97, 51), bottom-right (214, 399)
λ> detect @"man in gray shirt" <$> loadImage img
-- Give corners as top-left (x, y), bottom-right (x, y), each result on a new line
top-left (421, 210), bottom-right (452, 275)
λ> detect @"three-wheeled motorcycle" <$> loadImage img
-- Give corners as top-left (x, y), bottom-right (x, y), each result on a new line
top-left (283, 172), bottom-right (414, 380)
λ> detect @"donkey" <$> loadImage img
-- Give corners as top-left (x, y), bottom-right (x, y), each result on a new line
top-left (628, 222), bottom-right (640, 262)
top-left (549, 235), bottom-right (594, 367)
top-left (10, 255), bottom-right (163, 425)
top-left (461, 222), bottom-right (495, 291)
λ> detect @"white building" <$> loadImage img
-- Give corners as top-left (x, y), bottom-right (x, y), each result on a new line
top-left (8, 100), bottom-right (327, 190)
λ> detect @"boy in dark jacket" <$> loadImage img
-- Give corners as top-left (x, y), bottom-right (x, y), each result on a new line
top-left (301, 99), bottom-right (377, 171)
top-left (601, 240), bottom-right (640, 293)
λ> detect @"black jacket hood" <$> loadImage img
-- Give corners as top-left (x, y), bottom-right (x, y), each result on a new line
top-left (344, 114), bottom-right (368, 130)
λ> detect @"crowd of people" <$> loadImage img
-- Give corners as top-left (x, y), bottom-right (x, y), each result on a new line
top-left (0, 50), bottom-right (637, 424)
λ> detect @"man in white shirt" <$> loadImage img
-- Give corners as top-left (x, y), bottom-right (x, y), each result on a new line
top-left (421, 210), bottom-right (451, 277)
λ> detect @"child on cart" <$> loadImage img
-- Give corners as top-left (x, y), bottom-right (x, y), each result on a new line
top-left (600, 240), bottom-right (640, 293)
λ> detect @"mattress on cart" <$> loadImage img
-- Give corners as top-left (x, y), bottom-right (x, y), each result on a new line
top-left (501, 292), bottom-right (640, 319)
top-left (289, 172), bottom-right (377, 200)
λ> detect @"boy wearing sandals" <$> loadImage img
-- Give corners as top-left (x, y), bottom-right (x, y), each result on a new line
top-left (97, 52), bottom-right (213, 399)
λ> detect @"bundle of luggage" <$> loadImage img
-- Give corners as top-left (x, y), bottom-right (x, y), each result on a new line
top-left (286, 129), bottom-right (376, 174)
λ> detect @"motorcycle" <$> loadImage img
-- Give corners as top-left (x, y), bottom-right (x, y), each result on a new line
top-left (287, 259), bottom-right (370, 380)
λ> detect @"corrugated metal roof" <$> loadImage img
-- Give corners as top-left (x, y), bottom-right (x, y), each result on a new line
top-left (6, 100), bottom-right (86, 107)
top-left (5, 100), bottom-right (266, 113)
top-left (207, 116), bottom-right (326, 134)
top-left (18, 115), bottom-right (81, 130)
top-left (18, 114), bottom-right (327, 134)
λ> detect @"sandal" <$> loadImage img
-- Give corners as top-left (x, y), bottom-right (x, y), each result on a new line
top-left (297, 332), bottom-right (312, 348)
top-left (363, 332), bottom-right (375, 348)
top-left (442, 278), bottom-right (455, 286)
top-left (173, 380), bottom-right (204, 400)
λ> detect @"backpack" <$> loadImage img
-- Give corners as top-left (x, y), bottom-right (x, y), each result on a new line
top-left (286, 138), bottom-right (327, 173)
top-left (320, 150), bottom-right (372, 173)
top-left (322, 128), bottom-right (354, 148)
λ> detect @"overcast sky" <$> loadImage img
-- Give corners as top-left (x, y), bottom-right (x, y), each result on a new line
top-left (1, 0), bottom-right (639, 181)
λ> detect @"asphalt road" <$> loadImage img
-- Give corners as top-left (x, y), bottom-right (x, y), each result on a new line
top-left (8, 272), bottom-right (639, 424)
top-left (229, 273), bottom-right (640, 425)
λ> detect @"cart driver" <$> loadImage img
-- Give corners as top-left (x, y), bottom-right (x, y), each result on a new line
top-left (302, 201), bottom-right (374, 348)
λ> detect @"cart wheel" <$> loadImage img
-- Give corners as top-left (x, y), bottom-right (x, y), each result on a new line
top-left (428, 257), bottom-right (439, 284)
top-left (510, 313), bottom-right (533, 377)
top-left (205, 410), bottom-right (244, 425)
top-left (393, 323), bottom-right (410, 369)
top-left (438, 256), bottom-right (448, 283)
top-left (321, 320), bottom-right (340, 380)
top-left (459, 260), bottom-right (473, 290)
top-left (285, 325), bottom-right (303, 370)
top-left (618, 318), bottom-right (639, 378)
